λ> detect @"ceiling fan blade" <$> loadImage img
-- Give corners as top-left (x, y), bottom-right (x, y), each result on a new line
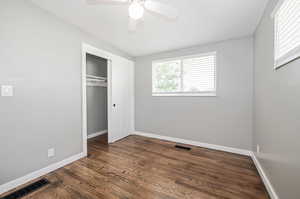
top-left (144, 0), bottom-right (178, 19)
top-left (86, 0), bottom-right (128, 5)
top-left (128, 18), bottom-right (137, 32)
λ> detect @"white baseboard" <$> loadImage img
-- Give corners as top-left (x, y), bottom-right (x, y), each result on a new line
top-left (250, 152), bottom-right (279, 199)
top-left (133, 131), bottom-right (251, 156)
top-left (0, 152), bottom-right (85, 195)
top-left (87, 130), bottom-right (107, 139)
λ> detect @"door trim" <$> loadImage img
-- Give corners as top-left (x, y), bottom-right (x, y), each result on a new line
top-left (81, 43), bottom-right (113, 156)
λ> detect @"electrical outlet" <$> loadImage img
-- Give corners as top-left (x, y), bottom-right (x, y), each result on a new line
top-left (257, 145), bottom-right (260, 154)
top-left (48, 148), bottom-right (55, 157)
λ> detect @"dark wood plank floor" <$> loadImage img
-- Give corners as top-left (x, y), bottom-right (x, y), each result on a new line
top-left (1, 135), bottom-right (270, 199)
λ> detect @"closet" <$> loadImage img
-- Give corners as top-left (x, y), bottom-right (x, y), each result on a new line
top-left (82, 43), bottom-right (134, 155)
top-left (86, 53), bottom-right (108, 143)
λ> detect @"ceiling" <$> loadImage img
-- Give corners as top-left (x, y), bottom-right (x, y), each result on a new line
top-left (30, 0), bottom-right (269, 57)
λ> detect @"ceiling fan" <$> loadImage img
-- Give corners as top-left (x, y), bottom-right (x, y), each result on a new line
top-left (86, 0), bottom-right (179, 31)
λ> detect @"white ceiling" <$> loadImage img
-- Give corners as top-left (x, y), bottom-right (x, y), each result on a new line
top-left (30, 0), bottom-right (268, 57)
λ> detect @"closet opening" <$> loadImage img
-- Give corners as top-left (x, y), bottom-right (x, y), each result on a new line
top-left (85, 53), bottom-right (108, 150)
top-left (81, 43), bottom-right (114, 157)
top-left (82, 43), bottom-right (134, 157)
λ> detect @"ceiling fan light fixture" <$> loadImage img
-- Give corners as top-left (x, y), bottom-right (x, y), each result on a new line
top-left (128, 1), bottom-right (144, 20)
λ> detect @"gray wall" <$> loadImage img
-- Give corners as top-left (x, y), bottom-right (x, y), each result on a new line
top-left (86, 54), bottom-right (107, 135)
top-left (0, 0), bottom-right (130, 185)
top-left (135, 37), bottom-right (254, 150)
top-left (253, 0), bottom-right (300, 198)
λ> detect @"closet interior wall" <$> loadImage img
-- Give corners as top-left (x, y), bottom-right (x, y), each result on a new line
top-left (86, 54), bottom-right (108, 138)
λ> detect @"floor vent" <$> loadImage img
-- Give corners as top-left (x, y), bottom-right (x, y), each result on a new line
top-left (175, 145), bottom-right (191, 151)
top-left (1, 179), bottom-right (50, 199)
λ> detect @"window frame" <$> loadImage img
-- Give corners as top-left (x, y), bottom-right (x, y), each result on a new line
top-left (272, 0), bottom-right (300, 69)
top-left (152, 52), bottom-right (217, 97)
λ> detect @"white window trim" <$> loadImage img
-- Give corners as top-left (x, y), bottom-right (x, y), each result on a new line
top-left (152, 92), bottom-right (217, 97)
top-left (270, 0), bottom-right (285, 18)
top-left (272, 0), bottom-right (300, 69)
top-left (152, 52), bottom-right (217, 97)
top-left (275, 46), bottom-right (300, 69)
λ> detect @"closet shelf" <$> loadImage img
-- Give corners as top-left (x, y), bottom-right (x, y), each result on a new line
top-left (86, 74), bottom-right (107, 87)
top-left (86, 74), bottom-right (107, 80)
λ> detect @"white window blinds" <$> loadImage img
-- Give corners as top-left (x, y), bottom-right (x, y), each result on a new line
top-left (182, 55), bottom-right (216, 93)
top-left (152, 52), bottom-right (216, 96)
top-left (274, 0), bottom-right (300, 68)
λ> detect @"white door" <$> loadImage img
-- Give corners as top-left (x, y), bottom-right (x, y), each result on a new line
top-left (108, 56), bottom-right (134, 143)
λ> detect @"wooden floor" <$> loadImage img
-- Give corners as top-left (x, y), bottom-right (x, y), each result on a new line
top-left (1, 135), bottom-right (270, 199)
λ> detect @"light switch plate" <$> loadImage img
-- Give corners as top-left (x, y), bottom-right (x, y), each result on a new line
top-left (48, 148), bottom-right (55, 157)
top-left (1, 85), bottom-right (14, 97)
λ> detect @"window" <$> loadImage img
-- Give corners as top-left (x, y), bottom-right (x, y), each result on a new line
top-left (273, 0), bottom-right (300, 68)
top-left (152, 52), bottom-right (216, 96)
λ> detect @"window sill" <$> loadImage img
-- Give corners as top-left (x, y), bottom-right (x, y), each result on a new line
top-left (152, 93), bottom-right (217, 97)
top-left (274, 49), bottom-right (300, 70)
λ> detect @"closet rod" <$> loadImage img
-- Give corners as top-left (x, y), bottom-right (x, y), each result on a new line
top-left (87, 79), bottom-right (106, 82)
